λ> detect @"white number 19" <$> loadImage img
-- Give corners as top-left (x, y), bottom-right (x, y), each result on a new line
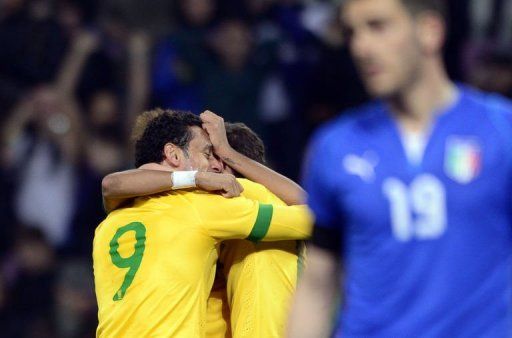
top-left (382, 174), bottom-right (446, 242)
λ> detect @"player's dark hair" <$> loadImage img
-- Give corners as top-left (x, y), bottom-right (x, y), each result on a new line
top-left (225, 122), bottom-right (265, 177)
top-left (132, 108), bottom-right (202, 167)
top-left (401, 0), bottom-right (446, 19)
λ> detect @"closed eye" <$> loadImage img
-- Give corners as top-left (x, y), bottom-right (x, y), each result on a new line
top-left (367, 19), bottom-right (388, 32)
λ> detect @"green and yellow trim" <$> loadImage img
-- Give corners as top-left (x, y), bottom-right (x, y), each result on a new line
top-left (247, 204), bottom-right (273, 242)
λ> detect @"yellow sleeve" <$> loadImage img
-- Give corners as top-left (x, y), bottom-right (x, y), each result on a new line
top-left (195, 194), bottom-right (312, 241)
top-left (260, 204), bottom-right (312, 241)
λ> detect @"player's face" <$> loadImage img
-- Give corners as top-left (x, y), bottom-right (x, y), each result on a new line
top-left (341, 0), bottom-right (423, 98)
top-left (184, 126), bottom-right (224, 173)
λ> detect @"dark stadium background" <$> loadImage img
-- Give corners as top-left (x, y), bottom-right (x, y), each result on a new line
top-left (0, 0), bottom-right (510, 336)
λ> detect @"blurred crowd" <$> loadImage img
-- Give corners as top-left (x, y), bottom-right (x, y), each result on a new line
top-left (0, 0), bottom-right (511, 337)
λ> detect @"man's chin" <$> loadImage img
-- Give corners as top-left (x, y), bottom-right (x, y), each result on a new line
top-left (364, 82), bottom-right (396, 99)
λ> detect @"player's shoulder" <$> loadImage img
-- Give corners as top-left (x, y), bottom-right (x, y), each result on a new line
top-left (459, 85), bottom-right (512, 140)
top-left (137, 190), bottom-right (245, 225)
top-left (115, 191), bottom-right (212, 218)
top-left (460, 85), bottom-right (512, 118)
top-left (131, 191), bottom-right (185, 209)
top-left (186, 188), bottom-right (254, 210)
top-left (237, 178), bottom-right (266, 199)
top-left (99, 192), bottom-right (194, 223)
top-left (237, 178), bottom-right (287, 206)
top-left (237, 178), bottom-right (264, 191)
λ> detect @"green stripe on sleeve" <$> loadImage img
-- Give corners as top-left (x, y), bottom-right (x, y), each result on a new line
top-left (247, 204), bottom-right (273, 242)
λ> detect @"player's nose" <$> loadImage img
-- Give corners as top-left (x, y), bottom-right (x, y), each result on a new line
top-left (209, 155), bottom-right (224, 173)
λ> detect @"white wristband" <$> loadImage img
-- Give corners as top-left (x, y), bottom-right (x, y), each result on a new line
top-left (171, 171), bottom-right (198, 190)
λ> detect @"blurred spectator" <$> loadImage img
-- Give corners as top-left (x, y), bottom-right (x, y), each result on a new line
top-left (259, 0), bottom-right (324, 178)
top-left (3, 85), bottom-right (83, 247)
top-left (100, 0), bottom-right (173, 37)
top-left (467, 49), bottom-right (512, 98)
top-left (71, 24), bottom-right (124, 106)
top-left (86, 90), bottom-right (122, 136)
top-left (54, 259), bottom-right (97, 338)
top-left (468, 0), bottom-right (512, 46)
top-left (461, 0), bottom-right (512, 82)
top-left (272, 0), bottom-right (321, 115)
top-left (201, 18), bottom-right (266, 131)
top-left (152, 0), bottom-right (217, 112)
top-left (0, 0), bottom-right (67, 113)
top-left (56, 0), bottom-right (88, 39)
top-left (0, 26), bottom-right (143, 252)
top-left (301, 2), bottom-right (367, 131)
top-left (3, 227), bottom-right (57, 337)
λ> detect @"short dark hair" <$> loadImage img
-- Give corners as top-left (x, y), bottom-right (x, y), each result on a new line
top-left (401, 0), bottom-right (446, 19)
top-left (225, 122), bottom-right (265, 176)
top-left (132, 108), bottom-right (202, 167)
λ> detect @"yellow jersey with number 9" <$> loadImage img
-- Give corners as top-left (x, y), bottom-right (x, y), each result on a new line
top-left (93, 188), bottom-right (312, 338)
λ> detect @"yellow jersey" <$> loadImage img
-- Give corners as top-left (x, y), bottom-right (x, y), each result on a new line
top-left (205, 267), bottom-right (231, 338)
top-left (220, 179), bottom-right (308, 337)
top-left (93, 188), bottom-right (311, 338)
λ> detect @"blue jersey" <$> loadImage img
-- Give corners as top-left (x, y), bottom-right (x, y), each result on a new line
top-left (304, 86), bottom-right (512, 338)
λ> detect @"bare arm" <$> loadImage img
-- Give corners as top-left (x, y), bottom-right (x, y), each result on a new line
top-left (102, 164), bottom-right (243, 213)
top-left (125, 32), bottom-right (151, 136)
top-left (102, 169), bottom-right (173, 212)
top-left (51, 31), bottom-right (98, 164)
top-left (287, 244), bottom-right (340, 338)
top-left (200, 110), bottom-right (306, 205)
top-left (56, 31), bottom-right (99, 98)
top-left (218, 147), bottom-right (305, 205)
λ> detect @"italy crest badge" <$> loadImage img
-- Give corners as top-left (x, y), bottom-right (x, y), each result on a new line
top-left (444, 137), bottom-right (481, 184)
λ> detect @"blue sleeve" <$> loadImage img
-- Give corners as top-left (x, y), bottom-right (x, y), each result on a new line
top-left (302, 128), bottom-right (342, 231)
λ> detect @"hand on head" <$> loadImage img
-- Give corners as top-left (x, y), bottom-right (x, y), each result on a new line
top-left (200, 110), bottom-right (232, 158)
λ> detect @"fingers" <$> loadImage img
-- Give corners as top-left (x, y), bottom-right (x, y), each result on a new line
top-left (221, 175), bottom-right (243, 198)
top-left (200, 111), bottom-right (230, 154)
top-left (200, 110), bottom-right (224, 126)
top-left (221, 190), bottom-right (237, 198)
top-left (200, 110), bottom-right (220, 119)
top-left (234, 179), bottom-right (244, 194)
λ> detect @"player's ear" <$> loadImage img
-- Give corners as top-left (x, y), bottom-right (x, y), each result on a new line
top-left (163, 143), bottom-right (182, 168)
top-left (416, 11), bottom-right (445, 55)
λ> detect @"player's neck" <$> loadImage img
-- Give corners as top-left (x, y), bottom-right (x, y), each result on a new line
top-left (388, 60), bottom-right (456, 134)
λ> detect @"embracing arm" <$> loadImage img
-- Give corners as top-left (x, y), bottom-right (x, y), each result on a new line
top-left (201, 111), bottom-right (305, 205)
top-left (198, 193), bottom-right (312, 241)
top-left (102, 164), bottom-right (243, 213)
top-left (102, 169), bottom-right (173, 212)
top-left (218, 147), bottom-right (304, 205)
